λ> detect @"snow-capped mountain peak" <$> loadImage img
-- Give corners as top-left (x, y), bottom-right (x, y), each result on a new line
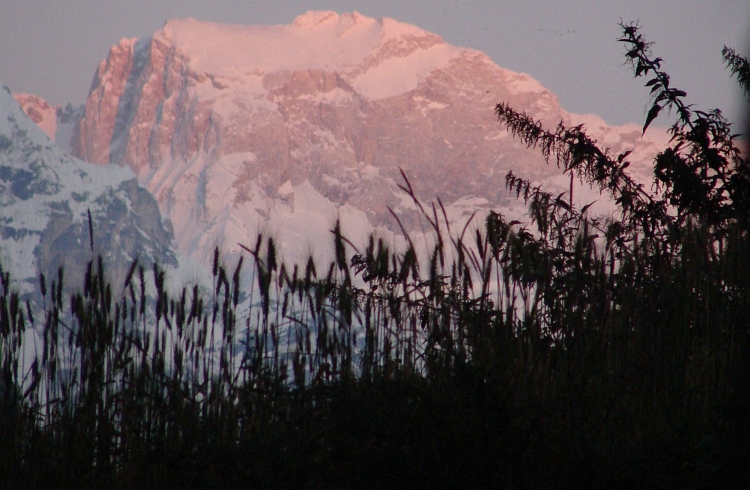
top-left (44, 13), bottom-right (669, 271)
top-left (1, 85), bottom-right (178, 295)
top-left (154, 11), bottom-right (445, 76)
top-left (12, 93), bottom-right (57, 140)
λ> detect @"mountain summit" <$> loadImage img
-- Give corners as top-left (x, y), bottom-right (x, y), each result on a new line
top-left (0, 86), bottom-right (177, 295)
top-left (69, 12), bottom-right (667, 266)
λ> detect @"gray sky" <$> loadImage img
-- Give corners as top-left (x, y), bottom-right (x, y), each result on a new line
top-left (2, 1), bottom-right (748, 126)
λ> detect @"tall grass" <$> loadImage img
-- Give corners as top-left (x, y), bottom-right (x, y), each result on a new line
top-left (1, 182), bottom-right (748, 488)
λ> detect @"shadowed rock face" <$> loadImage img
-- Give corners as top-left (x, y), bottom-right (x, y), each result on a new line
top-left (68, 12), bottom-right (668, 265)
top-left (34, 178), bottom-right (177, 292)
top-left (1, 86), bottom-right (177, 296)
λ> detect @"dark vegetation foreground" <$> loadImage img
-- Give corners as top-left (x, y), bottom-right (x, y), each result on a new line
top-left (2, 24), bottom-right (750, 489)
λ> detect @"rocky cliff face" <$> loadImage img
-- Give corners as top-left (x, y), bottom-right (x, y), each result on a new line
top-left (71, 11), bottom-right (668, 266)
top-left (14, 93), bottom-right (84, 155)
top-left (1, 86), bottom-right (177, 295)
top-left (13, 94), bottom-right (57, 140)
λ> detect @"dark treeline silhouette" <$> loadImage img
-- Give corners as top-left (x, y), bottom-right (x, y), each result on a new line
top-left (1, 23), bottom-right (749, 489)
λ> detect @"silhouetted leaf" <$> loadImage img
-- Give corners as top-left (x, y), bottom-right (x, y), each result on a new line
top-left (555, 197), bottom-right (571, 211)
top-left (580, 201), bottom-right (597, 214)
top-left (643, 104), bottom-right (661, 134)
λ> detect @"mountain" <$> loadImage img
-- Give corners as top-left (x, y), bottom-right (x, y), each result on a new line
top-left (59, 12), bottom-right (672, 266)
top-left (12, 94), bottom-right (57, 141)
top-left (0, 86), bottom-right (178, 296)
top-left (13, 93), bottom-right (83, 156)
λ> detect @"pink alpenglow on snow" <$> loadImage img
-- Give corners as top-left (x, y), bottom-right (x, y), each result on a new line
top-left (30, 12), bottom-right (669, 268)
